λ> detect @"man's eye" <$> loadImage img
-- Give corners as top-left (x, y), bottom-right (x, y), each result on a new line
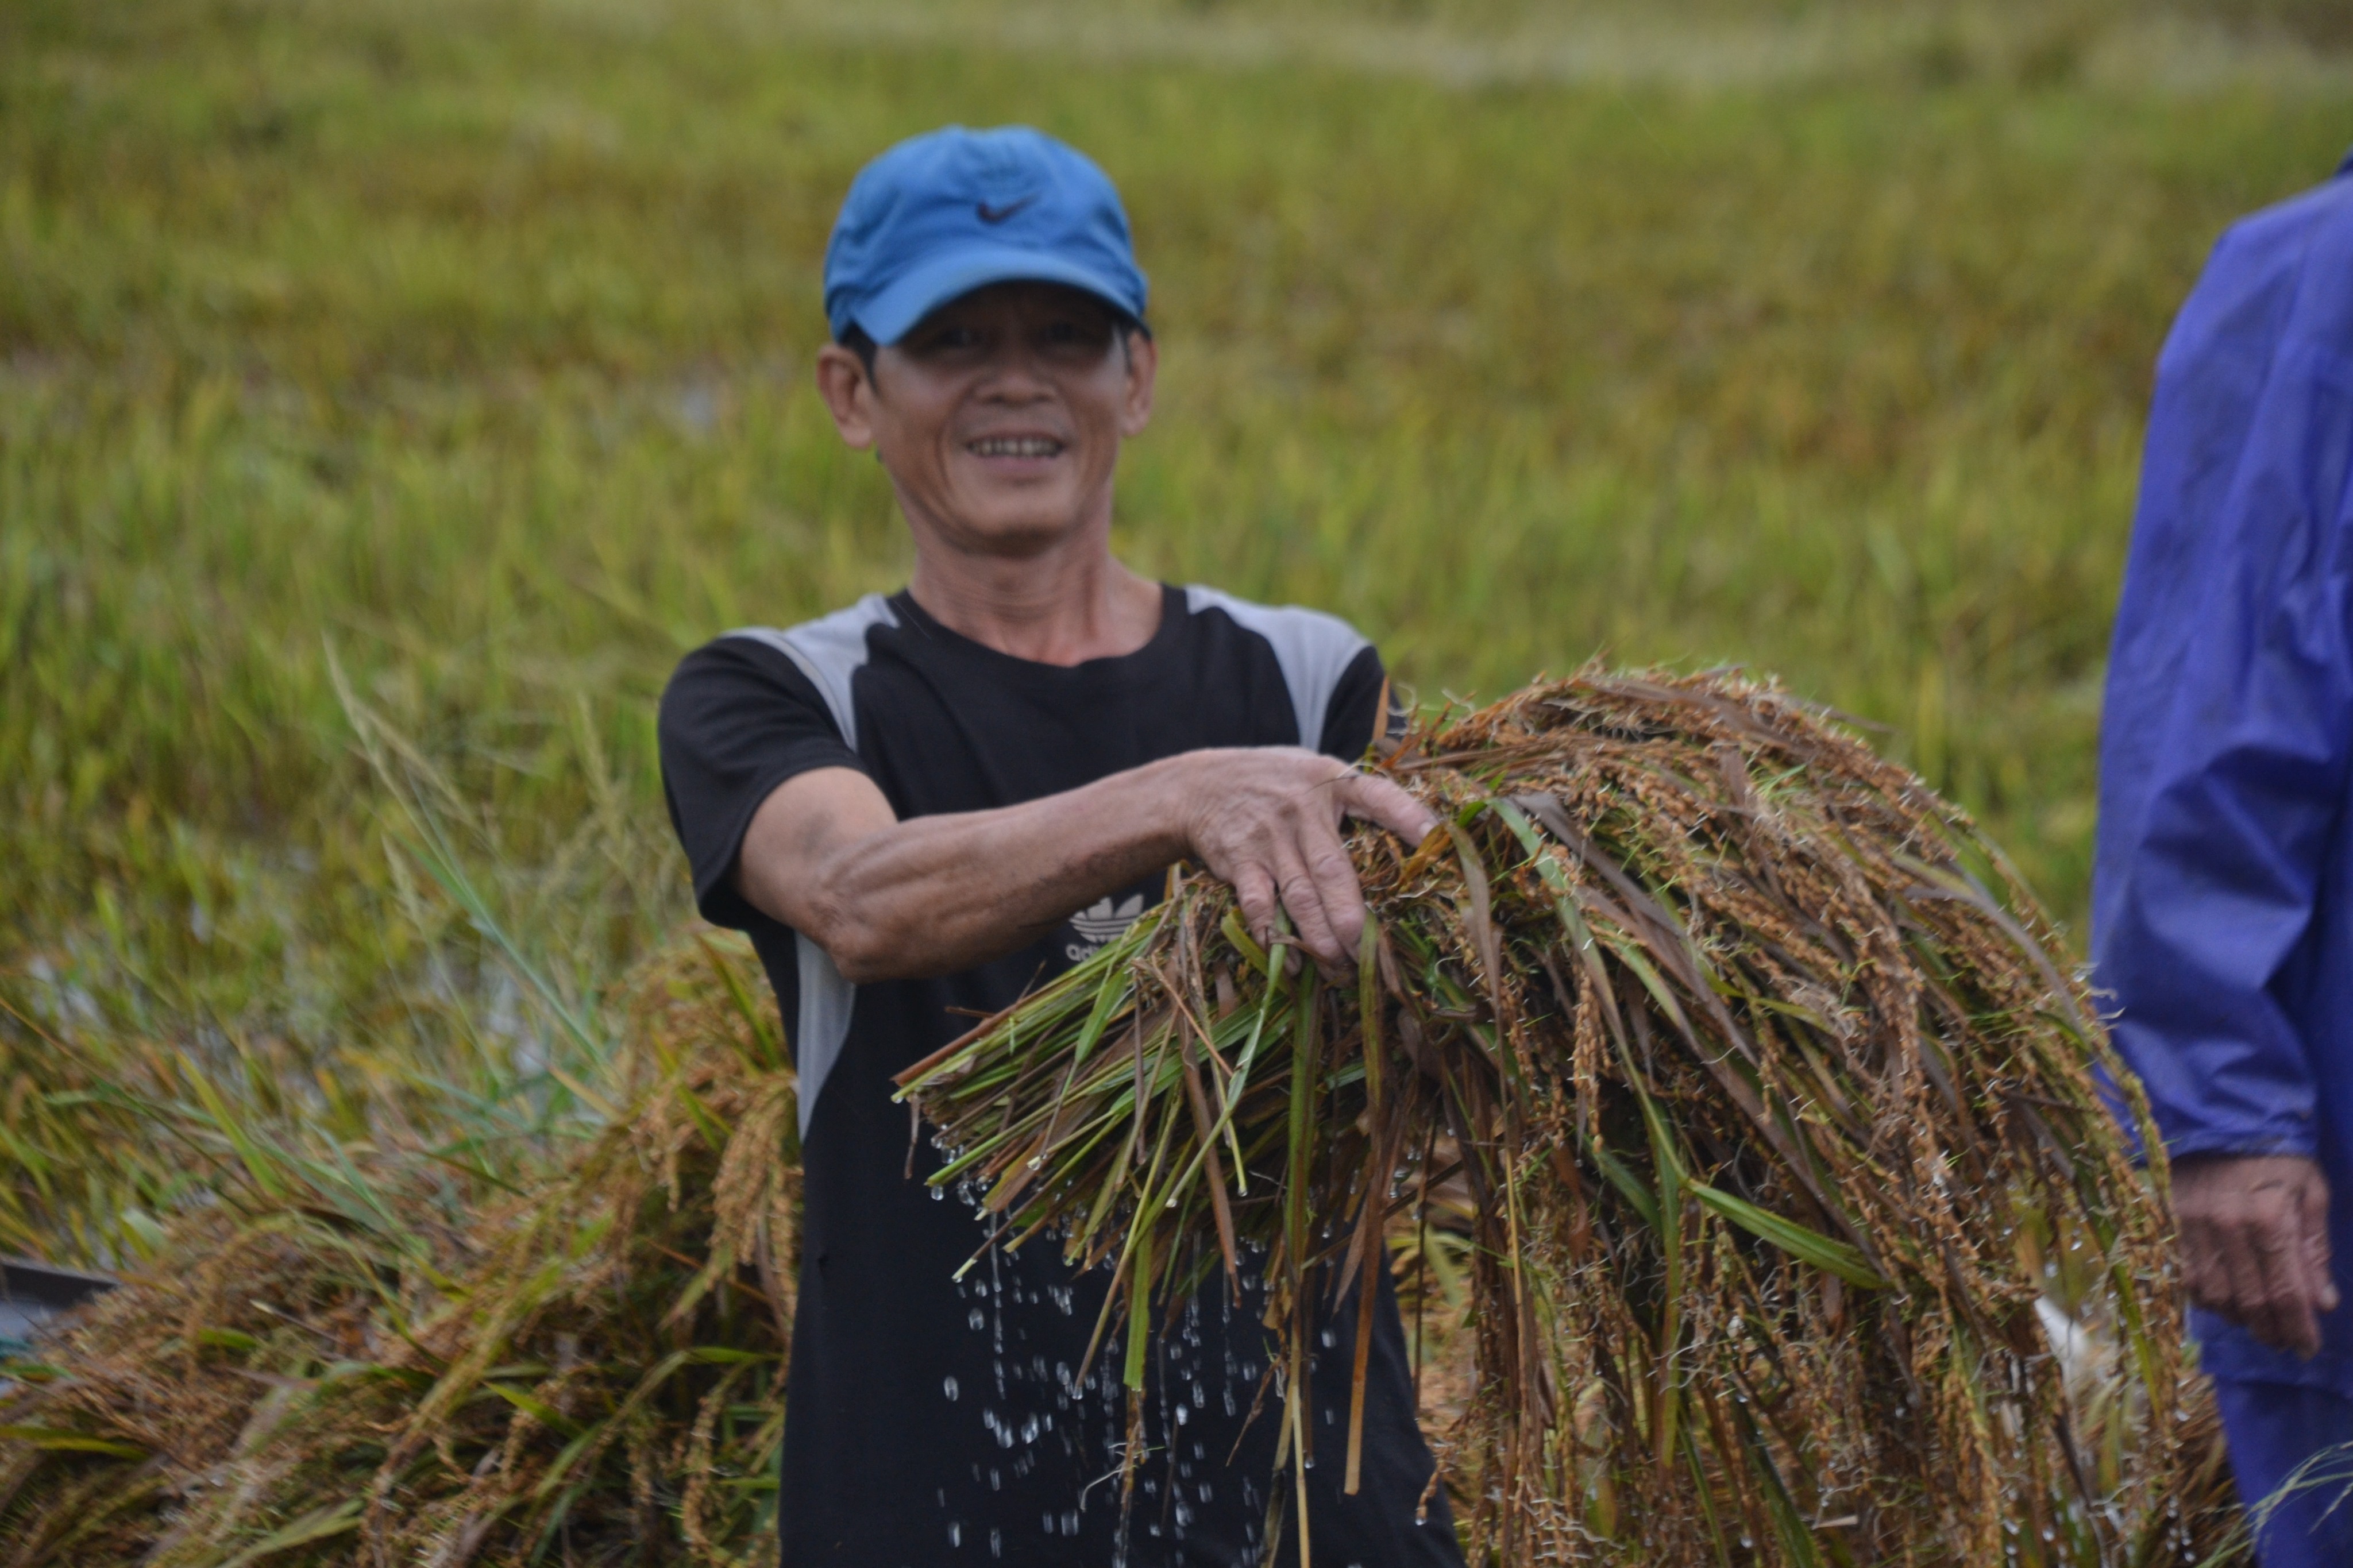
top-left (913, 326), bottom-right (982, 353)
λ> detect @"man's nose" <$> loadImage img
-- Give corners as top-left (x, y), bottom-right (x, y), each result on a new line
top-left (975, 342), bottom-right (1054, 400)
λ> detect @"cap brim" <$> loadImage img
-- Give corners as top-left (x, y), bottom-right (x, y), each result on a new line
top-left (850, 245), bottom-right (1142, 345)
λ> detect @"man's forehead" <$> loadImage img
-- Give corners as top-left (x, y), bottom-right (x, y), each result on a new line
top-left (916, 280), bottom-right (1123, 328)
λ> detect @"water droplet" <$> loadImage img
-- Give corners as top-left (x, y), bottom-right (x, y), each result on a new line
top-left (949, 1521), bottom-right (962, 1547)
top-left (943, 1376), bottom-right (959, 1401)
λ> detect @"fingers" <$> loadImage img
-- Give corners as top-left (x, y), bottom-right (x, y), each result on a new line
top-left (1275, 769), bottom-right (1394, 972)
top-left (1337, 771), bottom-right (1438, 846)
top-left (2303, 1168), bottom-right (2341, 1315)
top-left (1286, 767), bottom-right (1428, 968)
top-left (2213, 1179), bottom-right (2317, 1354)
top-left (2258, 1165), bottom-right (2331, 1355)
top-left (1228, 837), bottom-right (1352, 975)
top-left (2239, 1203), bottom-right (2322, 1356)
top-left (1229, 862), bottom-right (1280, 958)
top-left (1293, 833), bottom-right (1369, 976)
top-left (2177, 1204), bottom-right (2226, 1318)
top-left (1271, 852), bottom-right (1349, 975)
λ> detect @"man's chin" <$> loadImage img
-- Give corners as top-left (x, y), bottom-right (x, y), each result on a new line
top-left (937, 502), bottom-right (1097, 558)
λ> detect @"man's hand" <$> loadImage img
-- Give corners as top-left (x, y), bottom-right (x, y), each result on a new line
top-left (2173, 1154), bottom-right (2340, 1357)
top-left (1175, 748), bottom-right (1437, 975)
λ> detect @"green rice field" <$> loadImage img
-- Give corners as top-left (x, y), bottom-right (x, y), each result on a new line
top-left (3, 0), bottom-right (2350, 1265)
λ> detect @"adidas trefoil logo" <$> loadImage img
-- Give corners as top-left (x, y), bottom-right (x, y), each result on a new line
top-left (1066, 893), bottom-right (1146, 961)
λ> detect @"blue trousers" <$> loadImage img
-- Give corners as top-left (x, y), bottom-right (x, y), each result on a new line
top-left (2213, 1378), bottom-right (2353, 1567)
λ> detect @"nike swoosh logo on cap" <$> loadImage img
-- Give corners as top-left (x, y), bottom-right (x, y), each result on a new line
top-left (976, 194), bottom-right (1038, 223)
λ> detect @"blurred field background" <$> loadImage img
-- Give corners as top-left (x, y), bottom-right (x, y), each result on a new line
top-left (2, 0), bottom-right (2350, 1270)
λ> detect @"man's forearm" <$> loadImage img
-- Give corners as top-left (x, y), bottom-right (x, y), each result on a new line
top-left (739, 744), bottom-right (1432, 980)
top-left (750, 755), bottom-right (1200, 983)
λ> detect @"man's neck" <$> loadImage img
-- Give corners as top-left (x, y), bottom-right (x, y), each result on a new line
top-left (905, 533), bottom-right (1163, 667)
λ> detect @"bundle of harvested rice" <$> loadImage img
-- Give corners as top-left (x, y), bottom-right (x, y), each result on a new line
top-left (900, 670), bottom-right (2239, 1566)
top-left (0, 945), bottom-right (799, 1567)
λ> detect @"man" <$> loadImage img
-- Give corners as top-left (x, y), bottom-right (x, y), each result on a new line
top-left (659, 126), bottom-right (1464, 1567)
top-left (2093, 144), bottom-right (2353, 1566)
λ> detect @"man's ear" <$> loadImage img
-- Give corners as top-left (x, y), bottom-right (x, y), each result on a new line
top-left (1118, 330), bottom-right (1158, 439)
top-left (815, 343), bottom-right (879, 450)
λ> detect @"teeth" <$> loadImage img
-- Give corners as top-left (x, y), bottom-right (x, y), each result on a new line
top-left (970, 437), bottom-right (1062, 458)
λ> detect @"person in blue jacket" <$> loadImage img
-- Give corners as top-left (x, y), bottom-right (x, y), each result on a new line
top-left (2094, 143), bottom-right (2353, 1566)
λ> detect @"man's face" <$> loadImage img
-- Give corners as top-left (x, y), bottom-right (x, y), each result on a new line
top-left (815, 283), bottom-right (1157, 558)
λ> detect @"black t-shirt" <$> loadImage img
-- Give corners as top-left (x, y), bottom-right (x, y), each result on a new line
top-left (659, 583), bottom-right (1460, 1568)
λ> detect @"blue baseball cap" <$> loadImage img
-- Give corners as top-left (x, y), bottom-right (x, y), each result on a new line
top-left (823, 125), bottom-right (1149, 346)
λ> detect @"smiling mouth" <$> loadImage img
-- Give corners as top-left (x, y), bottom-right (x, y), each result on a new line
top-left (967, 436), bottom-right (1064, 458)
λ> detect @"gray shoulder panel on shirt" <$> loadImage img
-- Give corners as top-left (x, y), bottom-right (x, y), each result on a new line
top-left (1183, 584), bottom-right (1371, 755)
top-left (719, 593), bottom-right (898, 1140)
top-left (722, 592), bottom-right (897, 752)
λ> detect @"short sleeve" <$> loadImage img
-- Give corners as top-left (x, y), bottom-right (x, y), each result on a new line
top-left (658, 638), bottom-right (869, 929)
top-left (1317, 644), bottom-right (1403, 762)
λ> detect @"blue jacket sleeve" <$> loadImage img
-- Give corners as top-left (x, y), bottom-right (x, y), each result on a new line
top-left (2093, 194), bottom-right (2353, 1162)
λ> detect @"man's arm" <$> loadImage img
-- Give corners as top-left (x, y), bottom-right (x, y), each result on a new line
top-left (736, 748), bottom-right (1436, 984)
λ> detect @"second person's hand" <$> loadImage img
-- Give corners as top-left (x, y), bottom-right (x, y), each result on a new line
top-left (2173, 1154), bottom-right (2339, 1358)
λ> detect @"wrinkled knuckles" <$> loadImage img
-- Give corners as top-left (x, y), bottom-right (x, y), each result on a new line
top-left (1306, 851), bottom-right (1356, 884)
